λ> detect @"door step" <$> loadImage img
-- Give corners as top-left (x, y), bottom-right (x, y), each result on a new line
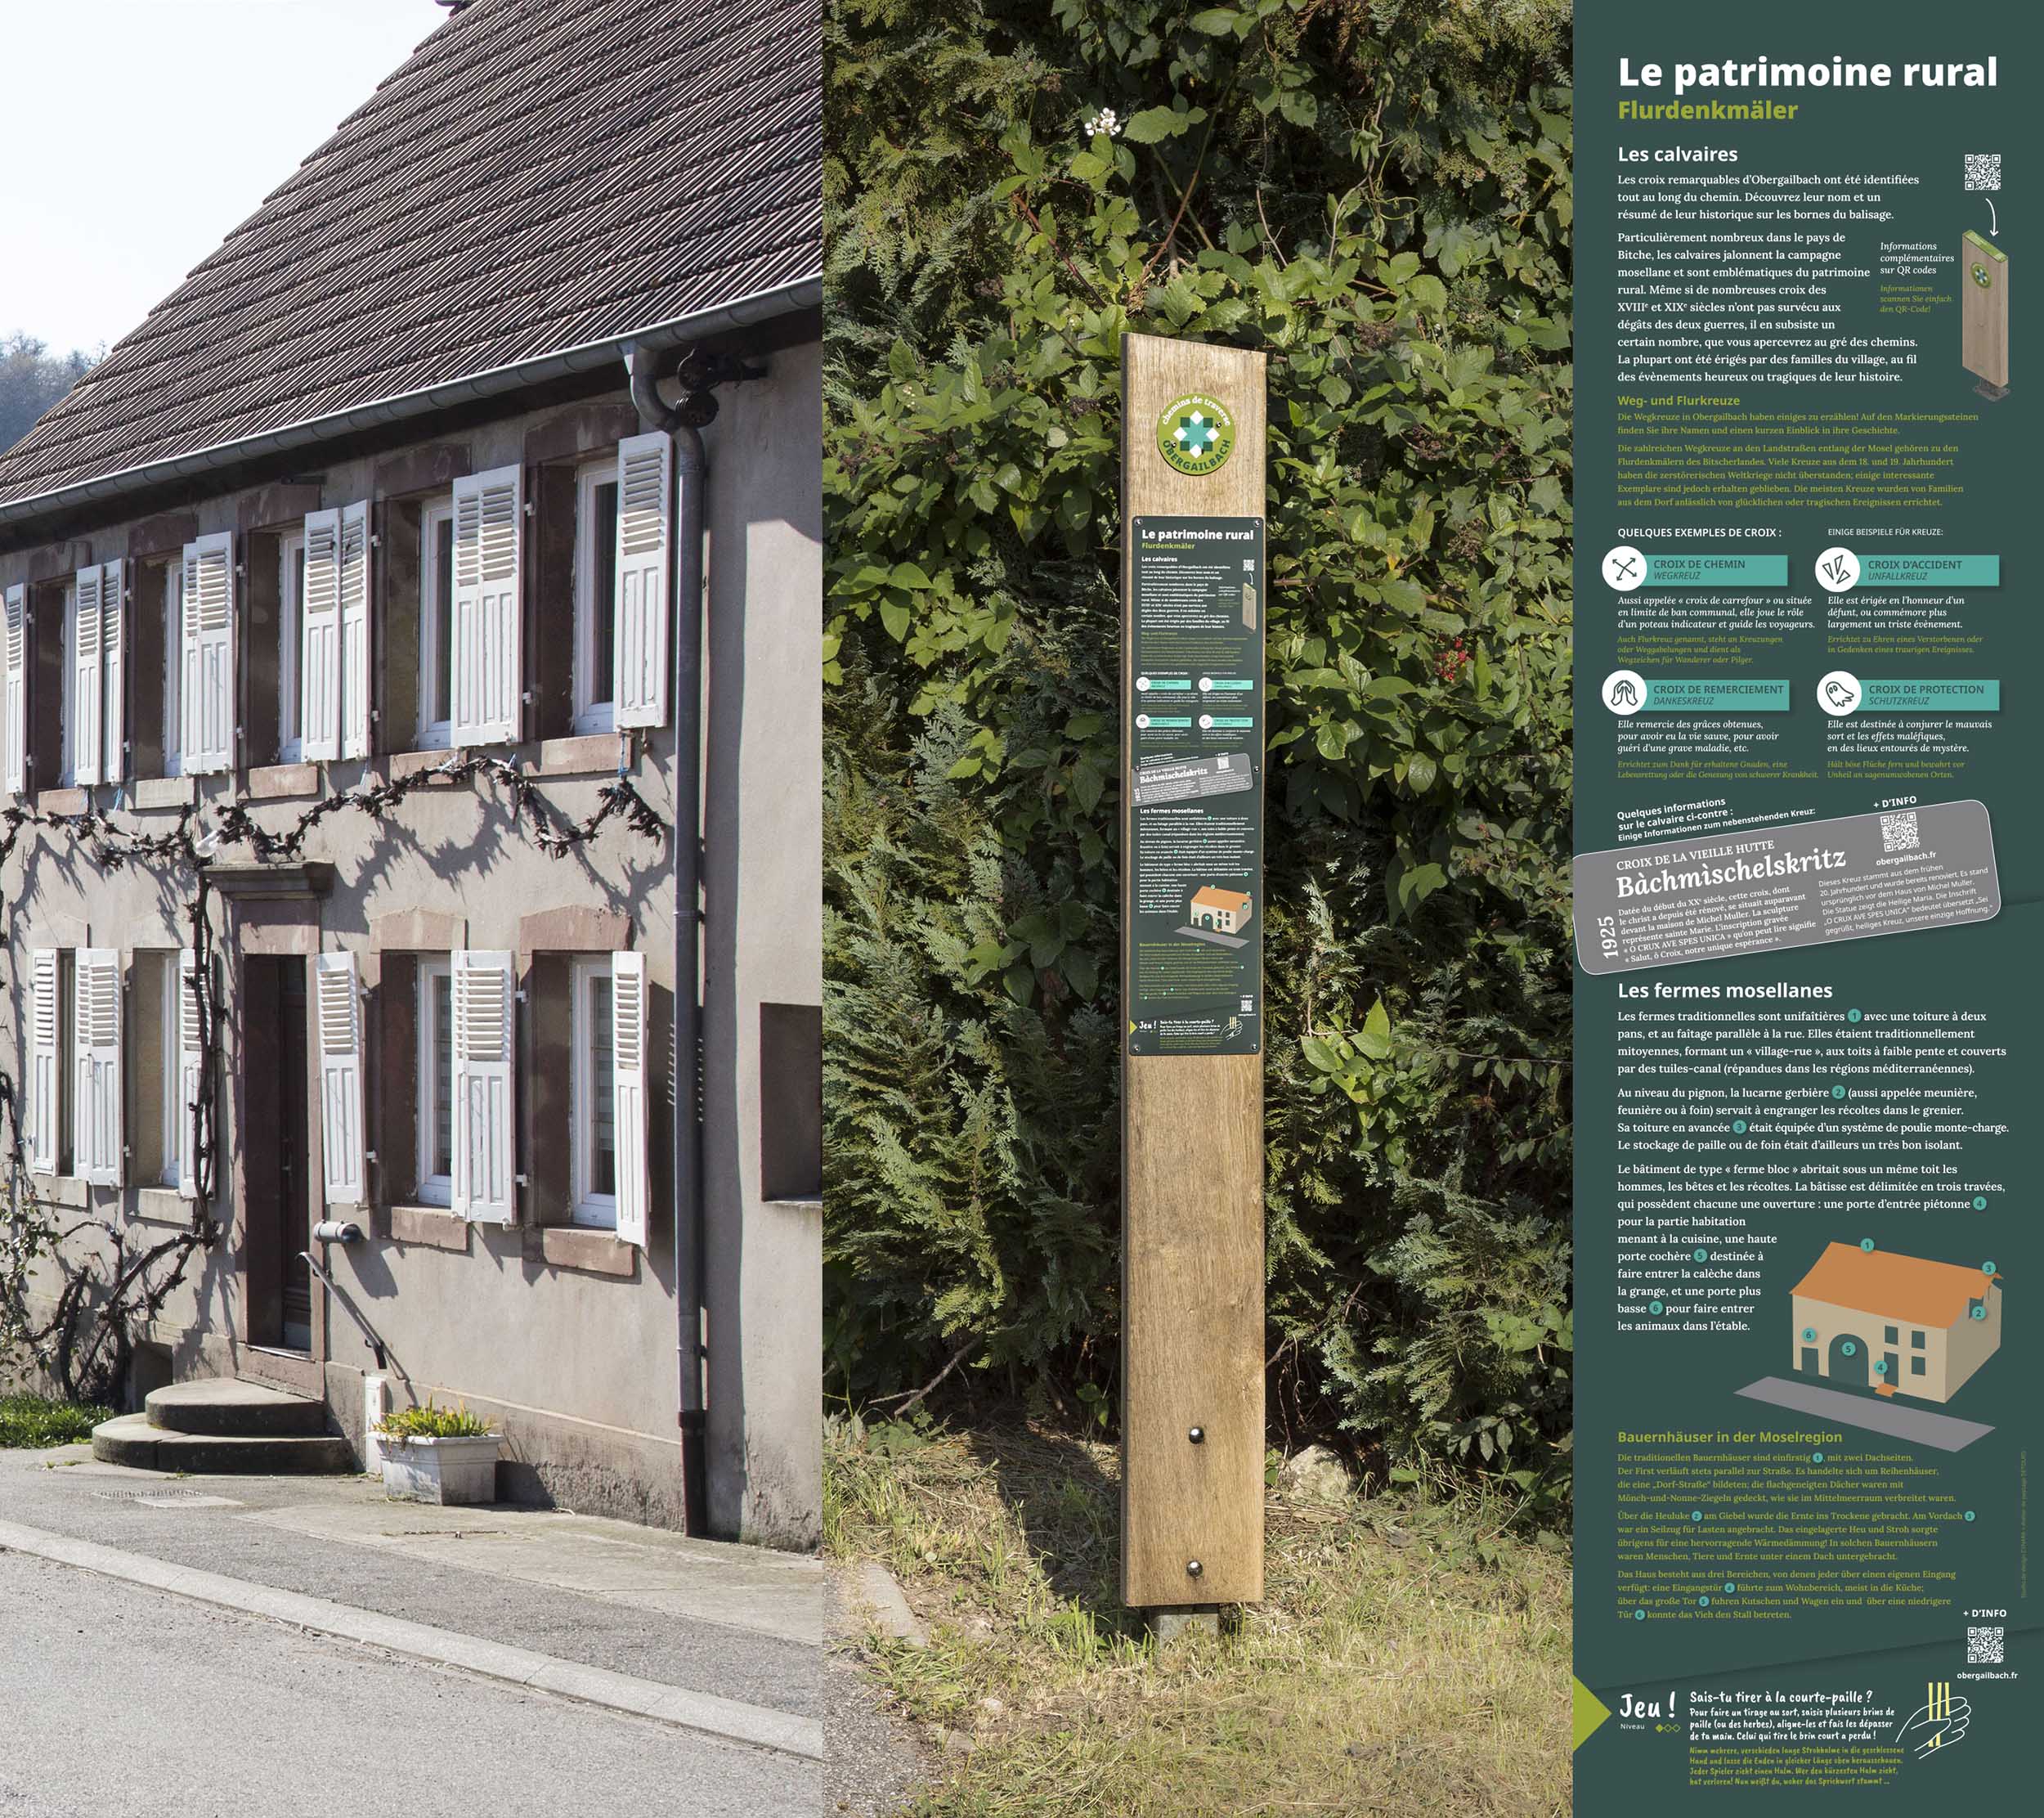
top-left (90, 1378), bottom-right (352, 1474)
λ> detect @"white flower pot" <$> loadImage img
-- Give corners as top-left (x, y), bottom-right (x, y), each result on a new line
top-left (379, 1433), bottom-right (501, 1506)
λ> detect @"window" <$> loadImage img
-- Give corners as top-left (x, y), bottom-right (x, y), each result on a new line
top-left (58, 582), bottom-right (78, 786)
top-left (130, 952), bottom-right (182, 1188)
top-left (415, 958), bottom-right (455, 1205)
top-left (1911, 1356), bottom-right (1926, 1376)
top-left (1911, 1329), bottom-right (1925, 1349)
top-left (278, 531), bottom-right (306, 762)
top-left (571, 956), bottom-right (617, 1225)
top-left (55, 950), bottom-right (74, 1174)
top-left (572, 460), bottom-right (620, 734)
top-left (162, 561), bottom-right (185, 777)
top-left (416, 498), bottom-right (455, 750)
top-left (1883, 1324), bottom-right (1898, 1344)
top-left (760, 1003), bottom-right (823, 1201)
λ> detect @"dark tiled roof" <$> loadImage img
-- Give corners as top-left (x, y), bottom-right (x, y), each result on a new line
top-left (0, 0), bottom-right (819, 514)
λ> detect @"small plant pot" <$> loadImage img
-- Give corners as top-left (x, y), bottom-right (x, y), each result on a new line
top-left (379, 1433), bottom-right (501, 1506)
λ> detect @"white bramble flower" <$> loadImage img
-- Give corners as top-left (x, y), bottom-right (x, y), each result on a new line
top-left (1084, 107), bottom-right (1121, 138)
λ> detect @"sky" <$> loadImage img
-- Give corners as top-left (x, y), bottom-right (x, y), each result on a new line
top-left (0, 1), bottom-right (447, 355)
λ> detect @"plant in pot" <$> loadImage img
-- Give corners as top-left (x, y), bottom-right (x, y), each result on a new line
top-left (374, 1400), bottom-right (501, 1506)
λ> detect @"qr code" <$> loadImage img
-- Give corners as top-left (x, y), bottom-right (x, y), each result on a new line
top-left (1965, 153), bottom-right (2002, 193)
top-left (1967, 1625), bottom-right (2004, 1663)
top-left (1881, 811), bottom-right (1920, 853)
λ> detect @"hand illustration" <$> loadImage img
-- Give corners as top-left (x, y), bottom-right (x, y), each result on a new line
top-left (1897, 1691), bottom-right (1971, 1758)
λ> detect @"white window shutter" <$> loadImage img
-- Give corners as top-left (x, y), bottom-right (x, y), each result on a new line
top-left (101, 560), bottom-right (125, 783)
top-left (2, 584), bottom-right (25, 796)
top-left (181, 533), bottom-right (235, 774)
top-left (74, 949), bottom-right (122, 1187)
top-left (301, 509), bottom-right (342, 762)
top-left (28, 948), bottom-right (58, 1175)
top-left (612, 951), bottom-right (649, 1246)
top-left (339, 501), bottom-right (373, 760)
top-left (316, 951), bottom-right (365, 1205)
top-left (177, 948), bottom-right (202, 1199)
top-left (451, 949), bottom-right (515, 1223)
top-left (450, 466), bottom-right (522, 747)
top-left (72, 566), bottom-right (104, 786)
top-left (614, 433), bottom-right (672, 729)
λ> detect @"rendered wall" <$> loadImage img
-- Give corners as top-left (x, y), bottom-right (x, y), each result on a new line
top-left (0, 352), bottom-right (821, 1546)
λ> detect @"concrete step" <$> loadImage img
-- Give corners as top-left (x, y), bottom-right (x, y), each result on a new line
top-left (146, 1379), bottom-right (329, 1438)
top-left (92, 1414), bottom-right (353, 1475)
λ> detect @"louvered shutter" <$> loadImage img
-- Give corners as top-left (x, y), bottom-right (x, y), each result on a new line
top-left (301, 509), bottom-right (342, 762)
top-left (611, 951), bottom-right (649, 1246)
top-left (101, 560), bottom-right (125, 783)
top-left (180, 533), bottom-right (235, 773)
top-left (2, 584), bottom-right (25, 796)
top-left (74, 949), bottom-right (122, 1187)
top-left (316, 951), bottom-right (365, 1205)
top-left (72, 567), bottom-right (104, 785)
top-left (451, 949), bottom-right (514, 1222)
top-left (614, 433), bottom-right (672, 729)
top-left (28, 948), bottom-right (58, 1175)
top-left (339, 501), bottom-right (373, 759)
top-left (450, 467), bottom-right (522, 747)
top-left (177, 948), bottom-right (202, 1199)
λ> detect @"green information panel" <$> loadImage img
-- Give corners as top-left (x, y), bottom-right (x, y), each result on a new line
top-left (1126, 515), bottom-right (1263, 1057)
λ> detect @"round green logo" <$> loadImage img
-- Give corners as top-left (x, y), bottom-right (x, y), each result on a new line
top-left (1157, 393), bottom-right (1236, 476)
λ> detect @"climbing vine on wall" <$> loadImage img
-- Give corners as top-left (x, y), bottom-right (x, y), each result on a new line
top-left (0, 758), bottom-right (665, 1405)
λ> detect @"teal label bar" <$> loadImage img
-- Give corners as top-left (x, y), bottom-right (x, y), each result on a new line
top-left (1856, 555), bottom-right (2000, 586)
top-left (1202, 678), bottom-right (1256, 692)
top-left (1643, 679), bottom-right (1791, 711)
top-left (1856, 679), bottom-right (2000, 711)
top-left (1206, 716), bottom-right (1255, 728)
top-left (1643, 554), bottom-right (1788, 586)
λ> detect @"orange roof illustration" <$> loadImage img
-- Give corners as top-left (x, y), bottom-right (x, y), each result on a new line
top-left (1191, 887), bottom-right (1251, 911)
top-left (1791, 1242), bottom-right (1997, 1328)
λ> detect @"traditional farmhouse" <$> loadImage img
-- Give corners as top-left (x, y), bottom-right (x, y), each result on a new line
top-left (1790, 1242), bottom-right (2003, 1406)
top-left (0, 0), bottom-right (821, 1546)
top-left (1189, 885), bottom-right (1253, 934)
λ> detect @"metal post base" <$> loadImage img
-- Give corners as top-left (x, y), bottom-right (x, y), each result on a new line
top-left (1150, 1605), bottom-right (1221, 1642)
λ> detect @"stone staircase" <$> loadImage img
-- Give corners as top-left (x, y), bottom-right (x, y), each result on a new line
top-left (91, 1379), bottom-right (353, 1475)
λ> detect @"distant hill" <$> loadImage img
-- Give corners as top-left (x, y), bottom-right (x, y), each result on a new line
top-left (1, 334), bottom-right (98, 456)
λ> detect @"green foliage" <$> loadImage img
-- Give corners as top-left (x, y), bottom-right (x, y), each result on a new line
top-left (825, 0), bottom-right (1573, 1507)
top-left (377, 1400), bottom-right (495, 1440)
top-left (0, 334), bottom-right (95, 455)
top-left (0, 1393), bottom-right (110, 1448)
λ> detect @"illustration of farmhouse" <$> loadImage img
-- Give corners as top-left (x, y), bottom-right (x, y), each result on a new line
top-left (1189, 886), bottom-right (1253, 933)
top-left (1790, 1242), bottom-right (2003, 1403)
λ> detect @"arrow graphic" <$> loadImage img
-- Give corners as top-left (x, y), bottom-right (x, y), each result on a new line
top-left (1988, 196), bottom-right (1998, 235)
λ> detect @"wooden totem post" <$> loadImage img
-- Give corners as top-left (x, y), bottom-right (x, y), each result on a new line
top-left (1120, 332), bottom-right (1268, 1623)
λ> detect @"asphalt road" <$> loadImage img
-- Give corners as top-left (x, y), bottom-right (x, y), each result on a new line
top-left (0, 1551), bottom-right (820, 1818)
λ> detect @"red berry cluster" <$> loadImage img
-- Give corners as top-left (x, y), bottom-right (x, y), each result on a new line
top-left (1434, 636), bottom-right (1472, 684)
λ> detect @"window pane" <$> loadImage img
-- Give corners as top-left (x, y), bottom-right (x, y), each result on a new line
top-left (433, 972), bottom-right (454, 1178)
top-left (590, 973), bottom-right (616, 1196)
top-left (433, 517), bottom-right (455, 721)
top-left (591, 482), bottom-right (619, 705)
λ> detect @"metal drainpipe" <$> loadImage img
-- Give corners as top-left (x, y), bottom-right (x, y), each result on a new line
top-left (628, 343), bottom-right (710, 1536)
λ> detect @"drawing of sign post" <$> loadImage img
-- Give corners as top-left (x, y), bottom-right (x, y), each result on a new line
top-left (1121, 331), bottom-right (1268, 1628)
